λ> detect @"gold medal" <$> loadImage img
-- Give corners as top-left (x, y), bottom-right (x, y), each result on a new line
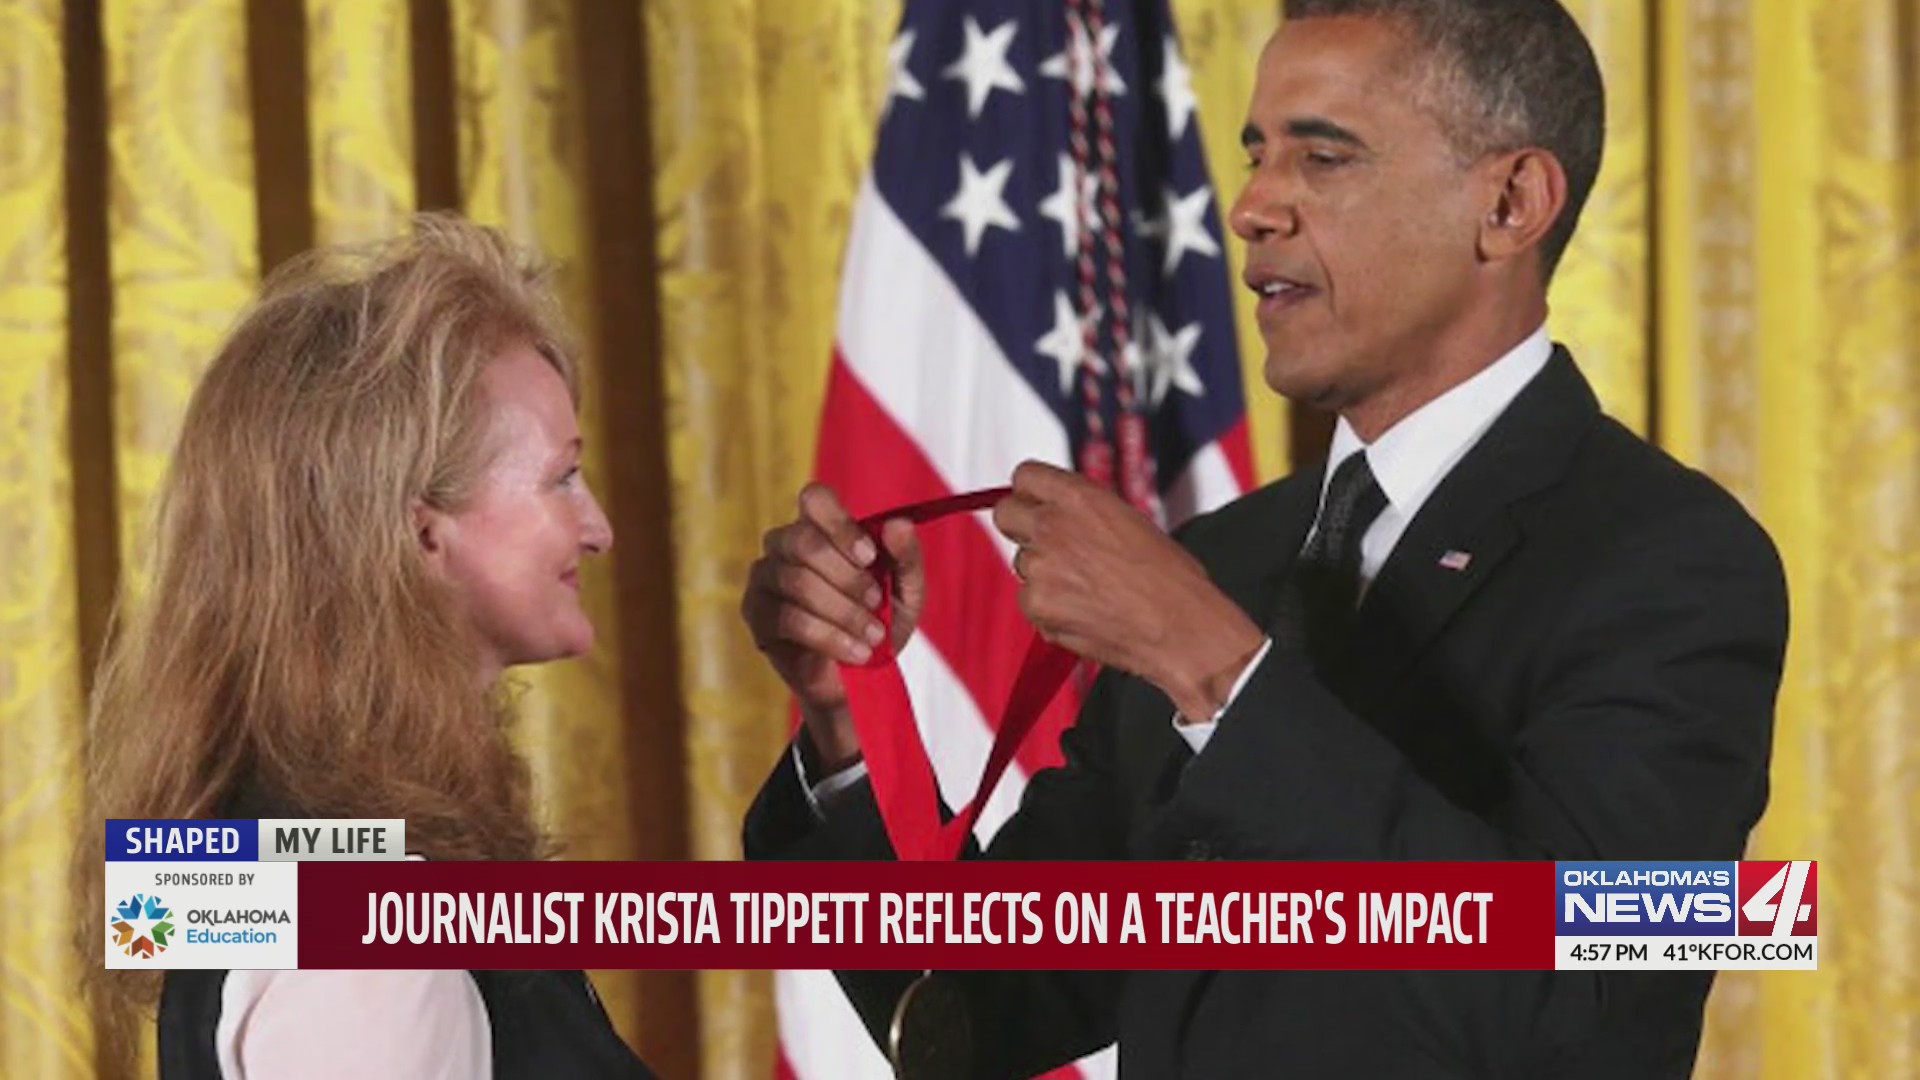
top-left (888, 972), bottom-right (973, 1080)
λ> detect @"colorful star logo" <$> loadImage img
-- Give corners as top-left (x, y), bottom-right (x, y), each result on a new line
top-left (110, 894), bottom-right (174, 959)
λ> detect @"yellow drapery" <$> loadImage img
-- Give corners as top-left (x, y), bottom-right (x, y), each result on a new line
top-left (0, 2), bottom-right (93, 1076)
top-left (1, 1), bottom-right (1914, 1077)
top-left (304, 0), bottom-right (415, 245)
top-left (102, 0), bottom-right (260, 592)
top-left (1685, 4), bottom-right (1920, 1075)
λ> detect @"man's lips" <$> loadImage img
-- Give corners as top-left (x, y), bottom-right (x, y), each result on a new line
top-left (561, 568), bottom-right (580, 590)
top-left (1245, 268), bottom-right (1319, 317)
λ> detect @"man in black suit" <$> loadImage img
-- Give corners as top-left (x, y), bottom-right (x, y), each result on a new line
top-left (739, 1), bottom-right (1788, 1077)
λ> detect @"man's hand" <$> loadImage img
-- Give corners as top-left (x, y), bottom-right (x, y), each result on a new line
top-left (741, 484), bottom-right (924, 769)
top-left (992, 461), bottom-right (1265, 720)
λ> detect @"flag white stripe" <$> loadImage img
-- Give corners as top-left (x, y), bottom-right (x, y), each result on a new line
top-left (1164, 439), bottom-right (1243, 527)
top-left (837, 176), bottom-right (1072, 512)
top-left (776, 969), bottom-right (894, 1080)
top-left (1077, 1045), bottom-right (1119, 1080)
top-left (898, 632), bottom-right (1032, 844)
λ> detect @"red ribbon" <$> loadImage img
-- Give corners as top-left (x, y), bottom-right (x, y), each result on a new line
top-left (840, 488), bottom-right (1082, 861)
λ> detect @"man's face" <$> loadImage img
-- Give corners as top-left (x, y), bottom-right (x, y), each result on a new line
top-left (1230, 16), bottom-right (1490, 412)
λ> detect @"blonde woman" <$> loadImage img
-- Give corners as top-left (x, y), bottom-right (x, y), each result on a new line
top-left (79, 214), bottom-right (653, 1079)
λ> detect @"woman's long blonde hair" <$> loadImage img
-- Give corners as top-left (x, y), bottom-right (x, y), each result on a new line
top-left (79, 213), bottom-right (574, 1015)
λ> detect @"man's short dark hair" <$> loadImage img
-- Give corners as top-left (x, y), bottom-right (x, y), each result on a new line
top-left (1283, 0), bottom-right (1605, 278)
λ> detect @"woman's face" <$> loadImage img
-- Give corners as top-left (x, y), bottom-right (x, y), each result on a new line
top-left (421, 344), bottom-right (613, 675)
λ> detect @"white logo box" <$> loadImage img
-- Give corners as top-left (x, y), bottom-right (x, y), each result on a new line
top-left (103, 861), bottom-right (298, 970)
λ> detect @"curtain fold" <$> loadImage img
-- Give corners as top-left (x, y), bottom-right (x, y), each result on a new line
top-left (0, 2), bottom-right (94, 1077)
top-left (1650, 2), bottom-right (1920, 1074)
top-left (304, 0), bottom-right (415, 244)
top-left (641, 2), bottom-right (882, 1072)
top-left (102, 0), bottom-right (260, 592)
top-left (1734, 2), bottom-right (1918, 1075)
top-left (1553, 0), bottom-right (1651, 432)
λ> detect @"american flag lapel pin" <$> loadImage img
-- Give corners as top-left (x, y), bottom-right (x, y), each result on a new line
top-left (1438, 549), bottom-right (1473, 572)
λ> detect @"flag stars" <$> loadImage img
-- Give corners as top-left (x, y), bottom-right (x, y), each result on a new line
top-left (1156, 37), bottom-right (1198, 141)
top-left (1038, 154), bottom-right (1096, 259)
top-left (942, 153), bottom-right (1021, 257)
top-left (1131, 312), bottom-right (1206, 405)
top-left (1041, 17), bottom-right (1125, 97)
top-left (885, 29), bottom-right (925, 114)
top-left (1036, 291), bottom-right (1102, 394)
top-left (1154, 185), bottom-right (1222, 276)
top-left (943, 17), bottom-right (1026, 119)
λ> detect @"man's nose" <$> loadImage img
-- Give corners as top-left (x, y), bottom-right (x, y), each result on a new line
top-left (1229, 170), bottom-right (1300, 242)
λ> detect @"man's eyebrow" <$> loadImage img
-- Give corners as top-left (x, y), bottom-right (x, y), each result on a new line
top-left (1241, 117), bottom-right (1371, 150)
top-left (1285, 116), bottom-right (1368, 148)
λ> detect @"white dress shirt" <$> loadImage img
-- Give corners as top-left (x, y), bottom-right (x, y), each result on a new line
top-left (215, 854), bottom-right (493, 1079)
top-left (217, 967), bottom-right (491, 1079)
top-left (1174, 325), bottom-right (1554, 752)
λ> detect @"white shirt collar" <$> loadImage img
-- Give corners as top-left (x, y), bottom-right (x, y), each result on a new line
top-left (1320, 325), bottom-right (1554, 518)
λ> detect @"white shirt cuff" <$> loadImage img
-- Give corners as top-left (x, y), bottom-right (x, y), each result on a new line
top-left (792, 739), bottom-right (870, 820)
top-left (1171, 637), bottom-right (1274, 754)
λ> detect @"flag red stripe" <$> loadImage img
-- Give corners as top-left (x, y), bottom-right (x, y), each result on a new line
top-left (816, 353), bottom-right (1081, 784)
top-left (1218, 417), bottom-right (1257, 491)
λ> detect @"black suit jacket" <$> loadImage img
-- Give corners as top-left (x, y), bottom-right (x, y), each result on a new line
top-left (744, 350), bottom-right (1789, 1079)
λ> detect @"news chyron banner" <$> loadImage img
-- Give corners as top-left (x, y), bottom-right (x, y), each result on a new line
top-left (104, 822), bottom-right (1815, 972)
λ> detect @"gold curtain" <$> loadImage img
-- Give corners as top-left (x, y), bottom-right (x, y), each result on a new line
top-left (1678, 3), bottom-right (1920, 1075)
top-left (1562, 2), bottom-right (1920, 1074)
top-left (2, 1), bottom-right (1916, 1078)
top-left (103, 0), bottom-right (260, 590)
top-left (304, 0), bottom-right (415, 244)
top-left (1552, 0), bottom-right (1650, 431)
top-left (642, 3), bottom-right (891, 1071)
top-left (0, 1), bottom-right (94, 1076)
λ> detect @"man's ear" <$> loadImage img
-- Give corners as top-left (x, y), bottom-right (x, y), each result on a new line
top-left (1477, 147), bottom-right (1568, 267)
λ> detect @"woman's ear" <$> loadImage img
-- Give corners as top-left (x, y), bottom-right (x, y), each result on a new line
top-left (413, 499), bottom-right (450, 565)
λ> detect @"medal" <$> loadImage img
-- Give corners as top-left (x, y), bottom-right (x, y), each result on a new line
top-left (888, 972), bottom-right (973, 1080)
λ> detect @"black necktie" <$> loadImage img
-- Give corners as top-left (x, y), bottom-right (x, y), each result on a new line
top-left (1274, 451), bottom-right (1389, 668)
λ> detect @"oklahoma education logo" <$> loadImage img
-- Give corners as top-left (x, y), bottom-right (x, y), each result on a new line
top-left (110, 894), bottom-right (175, 959)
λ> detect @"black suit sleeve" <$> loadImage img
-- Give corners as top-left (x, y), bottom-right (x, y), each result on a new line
top-left (742, 670), bottom-right (1134, 1079)
top-left (1184, 498), bottom-right (1785, 863)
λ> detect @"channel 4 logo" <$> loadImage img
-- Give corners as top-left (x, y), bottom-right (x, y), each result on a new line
top-left (1557, 861), bottom-right (1817, 937)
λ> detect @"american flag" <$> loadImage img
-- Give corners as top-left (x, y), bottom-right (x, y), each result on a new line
top-left (778, 1), bottom-right (1254, 1077)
